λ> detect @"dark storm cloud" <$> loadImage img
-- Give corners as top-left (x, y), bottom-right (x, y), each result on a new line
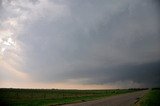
top-left (1, 0), bottom-right (159, 88)
top-left (63, 61), bottom-right (160, 87)
top-left (20, 0), bottom-right (160, 87)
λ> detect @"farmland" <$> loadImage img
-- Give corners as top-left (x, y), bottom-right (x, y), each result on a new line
top-left (137, 88), bottom-right (160, 106)
top-left (0, 88), bottom-right (144, 106)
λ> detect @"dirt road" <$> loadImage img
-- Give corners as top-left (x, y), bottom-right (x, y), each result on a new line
top-left (62, 90), bottom-right (147, 106)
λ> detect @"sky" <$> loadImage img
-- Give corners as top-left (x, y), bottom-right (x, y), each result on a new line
top-left (0, 0), bottom-right (160, 89)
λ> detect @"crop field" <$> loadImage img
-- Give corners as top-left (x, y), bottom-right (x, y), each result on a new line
top-left (137, 88), bottom-right (160, 106)
top-left (0, 88), bottom-right (143, 106)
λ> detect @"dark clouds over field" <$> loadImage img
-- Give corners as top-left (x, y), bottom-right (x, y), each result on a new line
top-left (0, 0), bottom-right (160, 89)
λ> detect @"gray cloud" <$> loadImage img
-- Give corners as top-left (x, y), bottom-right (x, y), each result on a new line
top-left (64, 60), bottom-right (160, 88)
top-left (1, 0), bottom-right (160, 88)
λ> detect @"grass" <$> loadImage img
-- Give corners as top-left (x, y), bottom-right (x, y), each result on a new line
top-left (136, 88), bottom-right (160, 106)
top-left (0, 88), bottom-right (144, 106)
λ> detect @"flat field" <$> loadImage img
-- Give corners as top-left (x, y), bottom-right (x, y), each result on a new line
top-left (0, 88), bottom-right (143, 106)
top-left (137, 88), bottom-right (160, 106)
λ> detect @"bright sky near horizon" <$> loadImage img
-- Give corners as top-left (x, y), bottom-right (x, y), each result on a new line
top-left (0, 0), bottom-right (160, 89)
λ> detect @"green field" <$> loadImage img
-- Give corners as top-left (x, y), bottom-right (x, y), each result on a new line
top-left (137, 88), bottom-right (160, 106)
top-left (0, 88), bottom-right (143, 106)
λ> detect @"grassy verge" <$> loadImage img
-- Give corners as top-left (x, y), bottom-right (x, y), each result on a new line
top-left (0, 88), bottom-right (144, 106)
top-left (136, 88), bottom-right (160, 106)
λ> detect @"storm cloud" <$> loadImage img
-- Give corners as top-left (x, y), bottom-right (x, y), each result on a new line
top-left (0, 0), bottom-right (160, 89)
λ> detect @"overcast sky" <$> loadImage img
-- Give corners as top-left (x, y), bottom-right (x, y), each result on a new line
top-left (0, 0), bottom-right (160, 89)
